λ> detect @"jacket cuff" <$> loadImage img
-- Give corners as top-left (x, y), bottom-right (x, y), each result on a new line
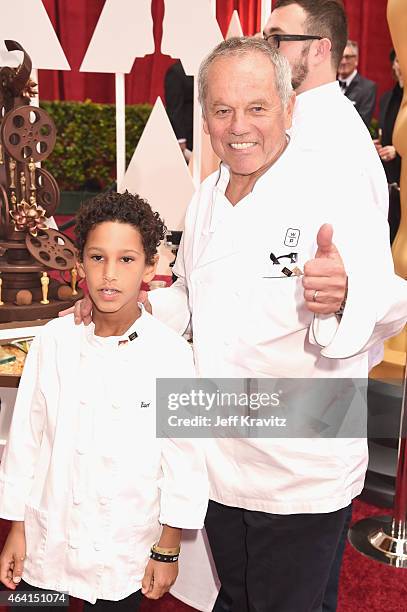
top-left (159, 492), bottom-right (208, 530)
top-left (311, 273), bottom-right (376, 359)
top-left (0, 479), bottom-right (28, 521)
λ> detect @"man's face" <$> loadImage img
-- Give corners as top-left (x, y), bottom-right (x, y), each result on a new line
top-left (338, 46), bottom-right (358, 79)
top-left (202, 52), bottom-right (294, 182)
top-left (78, 221), bottom-right (156, 318)
top-left (264, 5), bottom-right (312, 91)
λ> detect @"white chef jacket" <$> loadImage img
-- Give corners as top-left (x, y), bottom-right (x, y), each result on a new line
top-left (290, 81), bottom-right (388, 217)
top-left (150, 143), bottom-right (407, 514)
top-left (0, 311), bottom-right (208, 603)
top-left (290, 81), bottom-right (390, 367)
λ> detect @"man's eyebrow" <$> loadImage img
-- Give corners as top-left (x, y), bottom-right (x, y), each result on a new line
top-left (263, 27), bottom-right (284, 36)
top-left (248, 99), bottom-right (269, 106)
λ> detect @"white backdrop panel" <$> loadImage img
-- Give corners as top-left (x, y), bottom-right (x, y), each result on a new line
top-left (161, 0), bottom-right (223, 76)
top-left (80, 0), bottom-right (154, 73)
top-left (121, 97), bottom-right (194, 230)
top-left (0, 0), bottom-right (70, 69)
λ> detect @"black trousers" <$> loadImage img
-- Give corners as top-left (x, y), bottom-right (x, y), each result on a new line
top-left (321, 503), bottom-right (353, 612)
top-left (206, 500), bottom-right (351, 612)
top-left (6, 579), bottom-right (142, 612)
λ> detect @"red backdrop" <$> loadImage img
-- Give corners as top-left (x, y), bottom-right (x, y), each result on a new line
top-left (39, 0), bottom-right (394, 117)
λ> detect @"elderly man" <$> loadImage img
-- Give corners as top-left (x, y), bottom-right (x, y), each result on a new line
top-left (146, 37), bottom-right (406, 612)
top-left (337, 40), bottom-right (377, 127)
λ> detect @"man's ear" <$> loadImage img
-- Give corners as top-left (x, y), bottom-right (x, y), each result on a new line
top-left (284, 92), bottom-right (296, 130)
top-left (312, 37), bottom-right (332, 66)
top-left (77, 260), bottom-right (86, 279)
top-left (203, 113), bottom-right (209, 135)
top-left (143, 255), bottom-right (159, 284)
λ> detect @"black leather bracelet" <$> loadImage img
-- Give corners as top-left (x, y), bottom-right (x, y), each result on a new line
top-left (150, 550), bottom-right (179, 563)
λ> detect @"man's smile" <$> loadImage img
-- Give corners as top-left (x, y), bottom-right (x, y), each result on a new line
top-left (229, 142), bottom-right (257, 150)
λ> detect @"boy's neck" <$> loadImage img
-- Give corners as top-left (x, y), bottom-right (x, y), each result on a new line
top-left (92, 304), bottom-right (142, 337)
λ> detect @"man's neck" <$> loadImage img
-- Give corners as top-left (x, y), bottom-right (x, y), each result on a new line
top-left (295, 68), bottom-right (337, 95)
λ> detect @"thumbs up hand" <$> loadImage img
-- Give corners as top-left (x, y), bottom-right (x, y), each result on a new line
top-left (302, 224), bottom-right (347, 314)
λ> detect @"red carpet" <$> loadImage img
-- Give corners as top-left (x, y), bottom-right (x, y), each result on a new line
top-left (0, 499), bottom-right (406, 611)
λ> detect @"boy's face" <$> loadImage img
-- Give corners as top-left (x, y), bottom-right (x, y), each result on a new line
top-left (78, 221), bottom-right (157, 317)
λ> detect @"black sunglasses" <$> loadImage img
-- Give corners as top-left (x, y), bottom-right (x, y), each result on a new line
top-left (264, 34), bottom-right (322, 48)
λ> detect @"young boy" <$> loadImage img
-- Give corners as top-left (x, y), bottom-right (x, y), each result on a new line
top-left (0, 191), bottom-right (208, 610)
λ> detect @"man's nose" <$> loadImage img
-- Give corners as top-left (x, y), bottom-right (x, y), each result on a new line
top-left (230, 111), bottom-right (250, 135)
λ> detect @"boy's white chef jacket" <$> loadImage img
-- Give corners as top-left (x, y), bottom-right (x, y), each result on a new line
top-left (0, 311), bottom-right (208, 603)
top-left (150, 144), bottom-right (407, 515)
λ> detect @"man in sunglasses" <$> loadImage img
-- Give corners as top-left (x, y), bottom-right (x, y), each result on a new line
top-left (263, 0), bottom-right (388, 221)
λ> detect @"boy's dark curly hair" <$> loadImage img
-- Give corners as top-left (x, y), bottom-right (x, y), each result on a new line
top-left (74, 191), bottom-right (166, 265)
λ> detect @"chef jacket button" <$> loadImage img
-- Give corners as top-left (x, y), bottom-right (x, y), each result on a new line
top-left (73, 498), bottom-right (81, 506)
top-left (80, 399), bottom-right (86, 406)
top-left (69, 542), bottom-right (79, 549)
top-left (94, 542), bottom-right (102, 551)
top-left (112, 402), bottom-right (120, 410)
top-left (76, 447), bottom-right (86, 455)
top-left (99, 497), bottom-right (108, 505)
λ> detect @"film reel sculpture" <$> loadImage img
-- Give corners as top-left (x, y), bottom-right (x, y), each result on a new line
top-left (0, 40), bottom-right (83, 322)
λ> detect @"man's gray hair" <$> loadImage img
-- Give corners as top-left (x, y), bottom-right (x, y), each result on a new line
top-left (346, 40), bottom-right (359, 56)
top-left (198, 36), bottom-right (293, 113)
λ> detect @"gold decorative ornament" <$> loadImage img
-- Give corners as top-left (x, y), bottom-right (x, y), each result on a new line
top-left (71, 268), bottom-right (78, 295)
top-left (28, 158), bottom-right (36, 191)
top-left (9, 158), bottom-right (16, 188)
top-left (20, 171), bottom-right (26, 201)
top-left (40, 271), bottom-right (49, 304)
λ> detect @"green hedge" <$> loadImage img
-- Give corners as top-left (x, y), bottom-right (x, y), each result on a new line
top-left (40, 100), bottom-right (152, 191)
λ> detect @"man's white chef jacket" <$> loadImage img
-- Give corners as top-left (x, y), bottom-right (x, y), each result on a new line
top-left (150, 143), bottom-right (407, 514)
top-left (291, 81), bottom-right (388, 217)
top-left (291, 81), bottom-right (390, 367)
top-left (0, 312), bottom-right (208, 603)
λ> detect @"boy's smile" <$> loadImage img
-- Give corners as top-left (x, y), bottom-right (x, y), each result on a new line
top-left (78, 221), bottom-right (157, 336)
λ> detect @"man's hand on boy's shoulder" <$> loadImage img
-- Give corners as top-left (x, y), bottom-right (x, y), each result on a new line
top-left (141, 558), bottom-right (178, 599)
top-left (138, 291), bottom-right (152, 314)
top-left (58, 296), bottom-right (92, 325)
top-left (58, 291), bottom-right (152, 325)
top-left (0, 522), bottom-right (26, 589)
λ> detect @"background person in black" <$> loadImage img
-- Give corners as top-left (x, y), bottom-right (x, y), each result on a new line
top-left (374, 50), bottom-right (403, 243)
top-left (337, 40), bottom-right (377, 127)
top-left (164, 60), bottom-right (194, 162)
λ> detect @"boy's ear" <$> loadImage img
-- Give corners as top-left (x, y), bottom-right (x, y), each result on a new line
top-left (142, 255), bottom-right (159, 283)
top-left (77, 260), bottom-right (86, 279)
